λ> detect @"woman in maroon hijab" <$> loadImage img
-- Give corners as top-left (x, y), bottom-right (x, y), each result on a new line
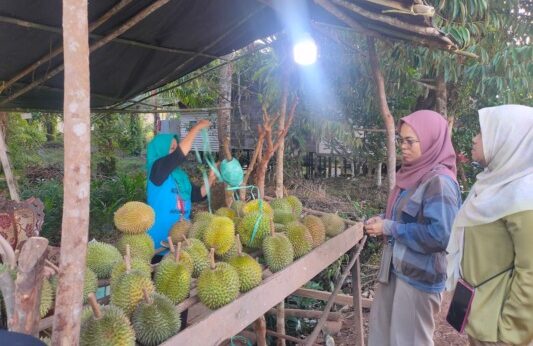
top-left (365, 110), bottom-right (462, 346)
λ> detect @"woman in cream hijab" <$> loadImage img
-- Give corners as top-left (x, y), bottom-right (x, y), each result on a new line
top-left (447, 104), bottom-right (533, 345)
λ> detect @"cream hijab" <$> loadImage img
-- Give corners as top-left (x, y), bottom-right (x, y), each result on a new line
top-left (446, 104), bottom-right (533, 290)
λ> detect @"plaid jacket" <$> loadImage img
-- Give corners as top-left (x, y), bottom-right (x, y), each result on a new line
top-left (383, 174), bottom-right (461, 293)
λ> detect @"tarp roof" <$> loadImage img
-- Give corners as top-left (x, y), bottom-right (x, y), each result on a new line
top-left (0, 0), bottom-right (459, 112)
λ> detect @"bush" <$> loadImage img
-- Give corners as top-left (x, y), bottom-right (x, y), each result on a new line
top-left (20, 172), bottom-right (147, 245)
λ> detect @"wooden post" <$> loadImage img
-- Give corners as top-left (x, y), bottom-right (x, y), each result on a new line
top-left (217, 52), bottom-right (234, 207)
top-left (376, 162), bottom-right (382, 187)
top-left (304, 236), bottom-right (367, 346)
top-left (0, 116), bottom-right (20, 202)
top-left (11, 237), bottom-right (49, 336)
top-left (52, 0), bottom-right (91, 344)
top-left (352, 256), bottom-right (365, 346)
top-left (275, 61), bottom-right (291, 199)
top-left (367, 37), bottom-right (396, 191)
top-left (276, 300), bottom-right (286, 346)
top-left (254, 315), bottom-right (267, 346)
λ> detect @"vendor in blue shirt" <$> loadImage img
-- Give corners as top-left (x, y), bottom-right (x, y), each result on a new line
top-left (146, 119), bottom-right (216, 259)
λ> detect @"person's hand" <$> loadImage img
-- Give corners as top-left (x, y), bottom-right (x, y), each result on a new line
top-left (364, 216), bottom-right (384, 237)
top-left (208, 167), bottom-right (217, 185)
top-left (194, 119), bottom-right (211, 131)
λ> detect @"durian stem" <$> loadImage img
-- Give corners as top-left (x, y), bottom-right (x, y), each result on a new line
top-left (175, 242), bottom-right (182, 263)
top-left (167, 236), bottom-right (175, 253)
top-left (209, 248), bottom-right (216, 270)
top-left (236, 234), bottom-right (243, 256)
top-left (182, 235), bottom-right (191, 247)
top-left (87, 293), bottom-right (102, 319)
top-left (142, 288), bottom-right (153, 305)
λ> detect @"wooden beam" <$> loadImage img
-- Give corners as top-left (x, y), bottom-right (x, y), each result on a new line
top-left (0, 0), bottom-right (171, 107)
top-left (331, 0), bottom-right (443, 38)
top-left (0, 116), bottom-right (20, 201)
top-left (266, 330), bottom-right (304, 344)
top-left (160, 223), bottom-right (364, 345)
top-left (0, 0), bottom-right (133, 94)
top-left (304, 235), bottom-right (367, 346)
top-left (51, 0), bottom-right (91, 343)
top-left (267, 308), bottom-right (342, 322)
top-left (352, 257), bottom-right (365, 345)
top-left (292, 287), bottom-right (373, 309)
top-left (11, 237), bottom-right (49, 336)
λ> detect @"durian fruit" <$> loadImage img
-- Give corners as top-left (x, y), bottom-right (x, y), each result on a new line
top-left (197, 248), bottom-right (240, 309)
top-left (321, 213), bottom-right (346, 237)
top-left (203, 216), bottom-right (235, 255)
top-left (162, 237), bottom-right (194, 274)
top-left (117, 233), bottom-right (155, 262)
top-left (273, 210), bottom-right (296, 225)
top-left (40, 278), bottom-right (54, 318)
top-left (110, 255), bottom-right (152, 292)
top-left (189, 219), bottom-right (210, 241)
top-left (169, 219), bottom-right (191, 243)
top-left (242, 199), bottom-right (273, 216)
top-left (87, 241), bottom-right (122, 279)
top-left (227, 235), bottom-right (262, 293)
top-left (215, 207), bottom-right (237, 220)
top-left (132, 290), bottom-right (181, 346)
top-left (286, 221), bottom-right (313, 259)
top-left (193, 211), bottom-right (215, 223)
top-left (262, 221), bottom-right (294, 272)
top-left (80, 293), bottom-right (135, 346)
top-left (236, 211), bottom-right (271, 249)
top-left (114, 201), bottom-right (155, 234)
top-left (155, 242), bottom-right (191, 304)
top-left (182, 236), bottom-right (210, 278)
top-left (270, 198), bottom-right (292, 212)
top-left (274, 223), bottom-right (288, 233)
top-left (83, 268), bottom-right (98, 304)
top-left (302, 215), bottom-right (326, 248)
top-left (230, 199), bottom-right (245, 217)
top-left (286, 195), bottom-right (303, 217)
top-left (111, 252), bottom-right (155, 316)
top-left (216, 238), bottom-right (239, 261)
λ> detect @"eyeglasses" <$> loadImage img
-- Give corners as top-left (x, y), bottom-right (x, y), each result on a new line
top-left (396, 136), bottom-right (420, 147)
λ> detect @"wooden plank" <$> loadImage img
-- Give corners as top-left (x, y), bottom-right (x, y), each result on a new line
top-left (267, 308), bottom-right (342, 322)
top-left (160, 222), bottom-right (364, 346)
top-left (352, 257), bottom-right (365, 345)
top-left (292, 288), bottom-right (372, 309)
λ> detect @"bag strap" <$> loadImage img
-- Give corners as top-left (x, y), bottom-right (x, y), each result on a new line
top-left (472, 265), bottom-right (514, 289)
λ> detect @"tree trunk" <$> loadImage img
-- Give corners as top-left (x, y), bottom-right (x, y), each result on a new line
top-left (11, 237), bottom-right (48, 336)
top-left (368, 37), bottom-right (396, 191)
top-left (376, 161), bottom-right (382, 187)
top-left (217, 53), bottom-right (234, 206)
top-left (275, 66), bottom-right (290, 198)
top-left (52, 0), bottom-right (91, 343)
top-left (255, 163), bottom-right (267, 199)
top-left (0, 116), bottom-right (20, 201)
top-left (435, 74), bottom-right (454, 134)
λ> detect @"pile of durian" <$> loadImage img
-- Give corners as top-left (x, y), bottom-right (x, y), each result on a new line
top-left (59, 196), bottom-right (347, 345)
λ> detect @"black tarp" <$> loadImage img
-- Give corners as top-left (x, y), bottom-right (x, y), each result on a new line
top-left (0, 1), bottom-right (281, 110)
top-left (0, 0), bottom-right (456, 112)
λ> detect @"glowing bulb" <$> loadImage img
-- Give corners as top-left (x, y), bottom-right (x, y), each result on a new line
top-left (293, 36), bottom-right (317, 65)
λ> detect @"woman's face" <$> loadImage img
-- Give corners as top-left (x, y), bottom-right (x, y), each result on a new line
top-left (471, 133), bottom-right (486, 166)
top-left (169, 139), bottom-right (178, 153)
top-left (399, 123), bottom-right (422, 163)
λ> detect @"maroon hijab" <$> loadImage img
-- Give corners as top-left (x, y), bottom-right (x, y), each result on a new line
top-left (385, 110), bottom-right (457, 218)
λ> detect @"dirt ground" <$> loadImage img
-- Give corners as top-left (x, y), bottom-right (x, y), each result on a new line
top-left (334, 291), bottom-right (468, 346)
